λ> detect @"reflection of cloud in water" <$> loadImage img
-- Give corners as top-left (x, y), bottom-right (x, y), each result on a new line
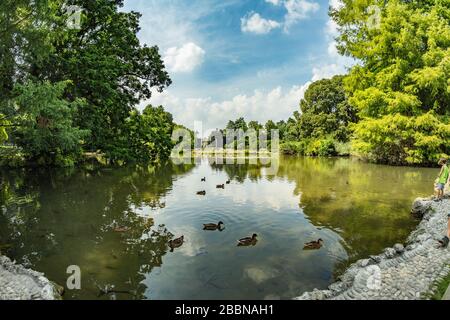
top-left (230, 180), bottom-right (299, 211)
top-left (169, 226), bottom-right (207, 257)
top-left (244, 266), bottom-right (279, 284)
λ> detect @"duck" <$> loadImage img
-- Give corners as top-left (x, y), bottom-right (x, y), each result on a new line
top-left (201, 177), bottom-right (206, 182)
top-left (168, 235), bottom-right (184, 252)
top-left (197, 190), bottom-right (206, 195)
top-left (113, 226), bottom-right (130, 233)
top-left (216, 184), bottom-right (225, 189)
top-left (303, 239), bottom-right (324, 250)
top-left (237, 234), bottom-right (258, 246)
top-left (203, 221), bottom-right (224, 231)
top-left (226, 180), bottom-right (231, 184)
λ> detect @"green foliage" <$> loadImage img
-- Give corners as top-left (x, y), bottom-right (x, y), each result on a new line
top-left (106, 105), bottom-right (174, 164)
top-left (281, 138), bottom-right (338, 157)
top-left (13, 81), bottom-right (89, 165)
top-left (0, 114), bottom-right (10, 143)
top-left (0, 0), bottom-right (173, 167)
top-left (299, 75), bottom-right (357, 142)
top-left (334, 0), bottom-right (450, 165)
top-left (305, 138), bottom-right (337, 157)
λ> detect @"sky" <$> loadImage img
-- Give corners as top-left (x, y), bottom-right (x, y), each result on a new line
top-left (122, 0), bottom-right (351, 133)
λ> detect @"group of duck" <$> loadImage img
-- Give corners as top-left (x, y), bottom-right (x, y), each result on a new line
top-left (196, 177), bottom-right (230, 196)
top-left (167, 176), bottom-right (325, 252)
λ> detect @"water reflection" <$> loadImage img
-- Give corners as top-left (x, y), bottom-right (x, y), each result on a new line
top-left (0, 163), bottom-right (195, 299)
top-left (0, 157), bottom-right (436, 299)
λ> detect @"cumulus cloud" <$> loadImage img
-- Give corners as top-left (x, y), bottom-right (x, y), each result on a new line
top-left (283, 0), bottom-right (320, 32)
top-left (144, 83), bottom-right (310, 132)
top-left (241, 12), bottom-right (281, 34)
top-left (311, 64), bottom-right (346, 81)
top-left (241, 0), bottom-right (319, 35)
top-left (329, 0), bottom-right (344, 10)
top-left (307, 0), bottom-right (353, 81)
top-left (163, 42), bottom-right (205, 73)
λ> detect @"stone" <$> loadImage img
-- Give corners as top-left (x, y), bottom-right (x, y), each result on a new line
top-left (294, 197), bottom-right (450, 301)
top-left (411, 198), bottom-right (431, 218)
top-left (384, 248), bottom-right (397, 259)
top-left (393, 244), bottom-right (405, 254)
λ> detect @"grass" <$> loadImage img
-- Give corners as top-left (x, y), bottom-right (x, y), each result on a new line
top-left (428, 267), bottom-right (450, 300)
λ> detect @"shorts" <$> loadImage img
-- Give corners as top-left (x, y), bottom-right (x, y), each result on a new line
top-left (436, 183), bottom-right (445, 190)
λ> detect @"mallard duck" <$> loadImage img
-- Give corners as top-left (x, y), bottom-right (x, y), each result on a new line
top-left (197, 190), bottom-right (206, 195)
top-left (226, 180), bottom-right (231, 184)
top-left (201, 177), bottom-right (206, 182)
top-left (303, 239), bottom-right (324, 250)
top-left (113, 226), bottom-right (130, 233)
top-left (168, 235), bottom-right (184, 252)
top-left (237, 234), bottom-right (258, 246)
top-left (216, 184), bottom-right (225, 189)
top-left (203, 221), bottom-right (224, 231)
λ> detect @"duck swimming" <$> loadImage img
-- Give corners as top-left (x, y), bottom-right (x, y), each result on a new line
top-left (201, 177), bottom-right (206, 182)
top-left (197, 190), bottom-right (206, 195)
top-left (226, 180), bottom-right (231, 184)
top-left (216, 184), bottom-right (225, 189)
top-left (168, 235), bottom-right (184, 252)
top-left (113, 227), bottom-right (129, 233)
top-left (237, 234), bottom-right (258, 246)
top-left (303, 239), bottom-right (324, 250)
top-left (203, 221), bottom-right (224, 231)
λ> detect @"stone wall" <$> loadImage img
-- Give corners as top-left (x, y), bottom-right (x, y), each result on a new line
top-left (296, 196), bottom-right (450, 300)
top-left (0, 255), bottom-right (63, 300)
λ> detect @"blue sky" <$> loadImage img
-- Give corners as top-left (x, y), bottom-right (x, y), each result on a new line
top-left (122, 0), bottom-right (351, 132)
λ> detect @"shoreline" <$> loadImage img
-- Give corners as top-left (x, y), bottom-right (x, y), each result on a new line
top-left (0, 255), bottom-right (63, 300)
top-left (296, 194), bottom-right (450, 300)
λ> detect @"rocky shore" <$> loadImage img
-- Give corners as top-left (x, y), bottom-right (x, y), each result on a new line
top-left (296, 195), bottom-right (450, 300)
top-left (0, 255), bottom-right (62, 300)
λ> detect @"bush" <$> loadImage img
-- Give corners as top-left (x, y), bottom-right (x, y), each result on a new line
top-left (305, 138), bottom-right (337, 157)
top-left (280, 141), bottom-right (305, 155)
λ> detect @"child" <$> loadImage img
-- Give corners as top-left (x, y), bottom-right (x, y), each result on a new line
top-left (435, 158), bottom-right (449, 201)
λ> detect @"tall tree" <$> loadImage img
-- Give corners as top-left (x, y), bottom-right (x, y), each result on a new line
top-left (298, 75), bottom-right (357, 142)
top-left (334, 0), bottom-right (450, 164)
top-left (39, 0), bottom-right (171, 153)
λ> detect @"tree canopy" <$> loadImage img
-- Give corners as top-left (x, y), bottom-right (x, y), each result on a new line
top-left (334, 0), bottom-right (450, 165)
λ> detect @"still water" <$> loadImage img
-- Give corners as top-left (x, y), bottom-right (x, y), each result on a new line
top-left (0, 156), bottom-right (436, 299)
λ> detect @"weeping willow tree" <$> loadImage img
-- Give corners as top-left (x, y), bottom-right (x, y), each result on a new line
top-left (333, 0), bottom-right (450, 165)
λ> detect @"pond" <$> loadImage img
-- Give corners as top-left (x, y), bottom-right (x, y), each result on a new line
top-left (0, 156), bottom-right (436, 300)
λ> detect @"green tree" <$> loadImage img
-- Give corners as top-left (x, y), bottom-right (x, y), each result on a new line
top-left (334, 0), bottom-right (450, 165)
top-left (13, 81), bottom-right (89, 165)
top-left (298, 75), bottom-right (356, 142)
top-left (108, 105), bottom-right (174, 164)
top-left (38, 0), bottom-right (171, 154)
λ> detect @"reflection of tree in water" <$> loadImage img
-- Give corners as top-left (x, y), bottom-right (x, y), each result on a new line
top-left (209, 156), bottom-right (430, 281)
top-left (276, 156), bottom-right (430, 279)
top-left (209, 158), bottom-right (269, 182)
top-left (0, 162), bottom-right (194, 299)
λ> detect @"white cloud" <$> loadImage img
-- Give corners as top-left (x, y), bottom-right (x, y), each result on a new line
top-left (329, 0), bottom-right (344, 10)
top-left (283, 0), bottom-right (320, 32)
top-left (163, 42), bottom-right (205, 73)
top-left (312, 64), bottom-right (346, 81)
top-left (241, 12), bottom-right (281, 34)
top-left (241, 0), bottom-right (319, 35)
top-left (307, 0), bottom-right (353, 81)
top-left (144, 83), bottom-right (310, 131)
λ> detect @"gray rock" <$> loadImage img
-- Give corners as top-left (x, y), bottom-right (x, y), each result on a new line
top-left (394, 244), bottom-right (405, 254)
top-left (384, 248), bottom-right (397, 259)
top-left (411, 198), bottom-right (431, 218)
